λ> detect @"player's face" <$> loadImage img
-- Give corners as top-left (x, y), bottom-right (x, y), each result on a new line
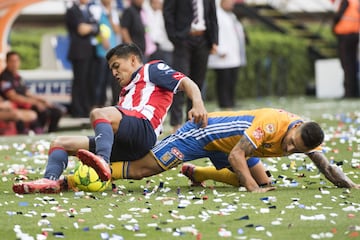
top-left (108, 55), bottom-right (138, 87)
top-left (281, 126), bottom-right (309, 155)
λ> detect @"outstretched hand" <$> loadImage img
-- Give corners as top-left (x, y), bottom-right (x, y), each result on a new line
top-left (350, 183), bottom-right (360, 189)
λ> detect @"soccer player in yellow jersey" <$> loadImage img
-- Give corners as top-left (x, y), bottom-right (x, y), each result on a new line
top-left (109, 108), bottom-right (359, 192)
top-left (13, 108), bottom-right (360, 194)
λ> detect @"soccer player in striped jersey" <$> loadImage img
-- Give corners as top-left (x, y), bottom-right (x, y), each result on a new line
top-left (12, 43), bottom-right (207, 194)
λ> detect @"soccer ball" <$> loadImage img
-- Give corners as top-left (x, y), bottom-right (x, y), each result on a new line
top-left (73, 162), bottom-right (111, 192)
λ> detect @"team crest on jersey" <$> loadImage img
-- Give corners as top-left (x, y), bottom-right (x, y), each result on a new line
top-left (157, 63), bottom-right (170, 70)
top-left (264, 123), bottom-right (275, 134)
top-left (253, 127), bottom-right (264, 140)
top-left (160, 152), bottom-right (173, 163)
top-left (171, 147), bottom-right (184, 160)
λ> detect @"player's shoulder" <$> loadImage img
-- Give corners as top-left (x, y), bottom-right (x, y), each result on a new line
top-left (148, 60), bottom-right (177, 76)
top-left (0, 69), bottom-right (12, 81)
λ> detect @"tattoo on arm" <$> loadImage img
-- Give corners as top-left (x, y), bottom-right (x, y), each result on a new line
top-left (308, 152), bottom-right (354, 188)
top-left (228, 136), bottom-right (258, 191)
top-left (237, 136), bottom-right (255, 157)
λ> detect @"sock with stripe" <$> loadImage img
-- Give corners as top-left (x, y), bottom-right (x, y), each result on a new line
top-left (110, 161), bottom-right (130, 179)
top-left (44, 147), bottom-right (68, 180)
top-left (64, 175), bottom-right (77, 190)
top-left (93, 119), bottom-right (113, 164)
top-left (193, 166), bottom-right (240, 187)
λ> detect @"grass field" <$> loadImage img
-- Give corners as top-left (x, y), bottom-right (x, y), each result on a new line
top-left (2, 97), bottom-right (360, 240)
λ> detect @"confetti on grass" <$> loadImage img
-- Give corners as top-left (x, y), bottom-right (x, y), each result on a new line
top-left (3, 109), bottom-right (360, 239)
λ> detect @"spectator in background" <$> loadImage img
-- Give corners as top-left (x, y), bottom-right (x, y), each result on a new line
top-left (332, 0), bottom-right (360, 98)
top-left (163, 0), bottom-right (218, 132)
top-left (65, 0), bottom-right (100, 117)
top-left (0, 51), bottom-right (64, 133)
top-left (120, 0), bottom-right (157, 62)
top-left (93, 0), bottom-right (122, 106)
top-left (144, 0), bottom-right (174, 65)
top-left (0, 96), bottom-right (37, 135)
top-left (208, 0), bottom-right (247, 110)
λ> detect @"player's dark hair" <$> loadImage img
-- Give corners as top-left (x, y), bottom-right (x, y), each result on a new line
top-left (300, 122), bottom-right (324, 149)
top-left (106, 43), bottom-right (143, 62)
top-left (6, 51), bottom-right (20, 61)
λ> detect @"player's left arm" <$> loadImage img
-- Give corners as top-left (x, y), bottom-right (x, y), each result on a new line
top-left (307, 151), bottom-right (360, 189)
top-left (178, 77), bottom-right (208, 128)
top-left (149, 63), bottom-right (207, 126)
top-left (229, 136), bottom-right (275, 193)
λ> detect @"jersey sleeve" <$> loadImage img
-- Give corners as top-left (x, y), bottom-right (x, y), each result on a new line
top-left (0, 71), bottom-right (15, 95)
top-left (148, 61), bottom-right (184, 93)
top-left (0, 80), bottom-right (13, 94)
top-left (243, 121), bottom-right (267, 149)
top-left (306, 145), bottom-right (323, 154)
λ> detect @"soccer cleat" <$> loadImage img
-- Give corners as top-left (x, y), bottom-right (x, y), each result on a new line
top-left (12, 178), bottom-right (61, 194)
top-left (77, 149), bottom-right (111, 181)
top-left (181, 163), bottom-right (206, 187)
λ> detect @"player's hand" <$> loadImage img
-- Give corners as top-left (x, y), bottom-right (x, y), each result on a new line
top-left (250, 186), bottom-right (276, 193)
top-left (188, 103), bottom-right (208, 128)
top-left (350, 183), bottom-right (360, 189)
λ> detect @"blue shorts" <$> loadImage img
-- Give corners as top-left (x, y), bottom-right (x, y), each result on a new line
top-left (151, 121), bottom-right (260, 170)
top-left (89, 112), bottom-right (156, 162)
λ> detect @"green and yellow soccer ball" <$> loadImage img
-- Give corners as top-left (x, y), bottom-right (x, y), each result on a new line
top-left (73, 162), bottom-right (111, 192)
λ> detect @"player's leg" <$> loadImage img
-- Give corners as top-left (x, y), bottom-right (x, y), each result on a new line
top-left (111, 153), bottom-right (164, 180)
top-left (14, 108), bottom-right (37, 123)
top-left (181, 158), bottom-right (271, 187)
top-left (181, 165), bottom-right (238, 186)
top-left (12, 136), bottom-right (90, 194)
top-left (45, 136), bottom-right (90, 179)
top-left (78, 112), bottom-right (157, 182)
top-left (77, 106), bottom-right (122, 181)
top-left (47, 105), bottom-right (63, 132)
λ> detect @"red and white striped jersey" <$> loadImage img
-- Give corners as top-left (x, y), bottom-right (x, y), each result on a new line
top-left (117, 60), bottom-right (185, 137)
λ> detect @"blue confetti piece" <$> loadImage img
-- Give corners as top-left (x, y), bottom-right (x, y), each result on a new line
top-left (19, 202), bottom-right (29, 207)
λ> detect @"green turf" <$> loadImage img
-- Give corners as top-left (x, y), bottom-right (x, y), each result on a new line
top-left (1, 97), bottom-right (360, 240)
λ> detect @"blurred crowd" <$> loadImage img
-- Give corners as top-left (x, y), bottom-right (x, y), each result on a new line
top-left (1, 0), bottom-right (358, 136)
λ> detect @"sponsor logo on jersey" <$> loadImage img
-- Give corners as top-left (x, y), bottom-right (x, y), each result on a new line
top-left (253, 127), bottom-right (264, 140)
top-left (157, 63), bottom-right (170, 71)
top-left (172, 72), bottom-right (185, 81)
top-left (171, 147), bottom-right (184, 160)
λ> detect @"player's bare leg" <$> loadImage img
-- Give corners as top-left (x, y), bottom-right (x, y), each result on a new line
top-left (111, 153), bottom-right (164, 180)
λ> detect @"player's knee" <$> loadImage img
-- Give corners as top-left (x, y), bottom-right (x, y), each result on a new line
top-left (50, 136), bottom-right (73, 151)
top-left (89, 107), bottom-right (103, 121)
top-left (131, 169), bottom-right (146, 180)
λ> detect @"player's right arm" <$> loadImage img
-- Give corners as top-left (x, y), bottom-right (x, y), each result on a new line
top-left (308, 151), bottom-right (360, 189)
top-left (228, 136), bottom-right (275, 193)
